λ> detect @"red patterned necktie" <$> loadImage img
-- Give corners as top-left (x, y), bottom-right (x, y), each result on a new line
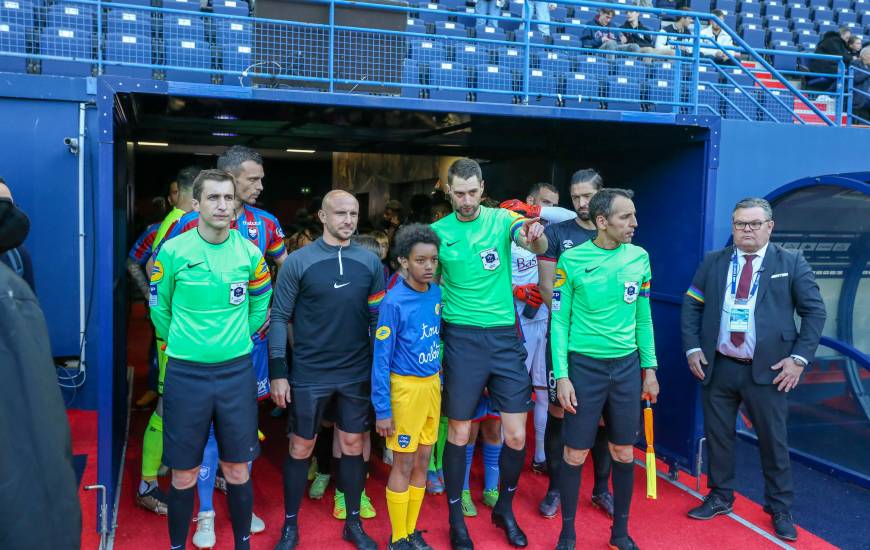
top-left (730, 254), bottom-right (757, 347)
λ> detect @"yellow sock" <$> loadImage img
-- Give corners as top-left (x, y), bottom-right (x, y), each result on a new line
top-left (406, 485), bottom-right (426, 535)
top-left (386, 488), bottom-right (410, 542)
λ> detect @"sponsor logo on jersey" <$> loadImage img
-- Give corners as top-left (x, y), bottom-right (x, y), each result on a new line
top-left (376, 326), bottom-right (391, 340)
top-left (150, 260), bottom-right (164, 283)
top-left (553, 267), bottom-right (567, 288)
top-left (562, 239), bottom-right (575, 250)
top-left (397, 434), bottom-right (411, 448)
top-left (276, 226), bottom-right (285, 239)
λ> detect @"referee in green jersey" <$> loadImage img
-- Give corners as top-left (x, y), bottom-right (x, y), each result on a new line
top-left (550, 188), bottom-right (660, 550)
top-left (431, 158), bottom-right (548, 550)
top-left (150, 169), bottom-right (273, 550)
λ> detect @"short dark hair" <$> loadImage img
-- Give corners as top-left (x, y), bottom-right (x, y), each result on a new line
top-left (598, 7), bottom-right (615, 15)
top-left (711, 9), bottom-right (725, 18)
top-left (589, 188), bottom-right (635, 222)
top-left (569, 168), bottom-right (604, 190)
top-left (217, 145), bottom-right (263, 176)
top-left (447, 158), bottom-right (483, 187)
top-left (839, 25), bottom-right (851, 36)
top-left (177, 166), bottom-right (201, 194)
top-left (431, 199), bottom-right (452, 214)
top-left (528, 182), bottom-right (558, 198)
top-left (193, 169), bottom-right (235, 201)
top-left (394, 223), bottom-right (441, 259)
top-left (351, 234), bottom-right (382, 257)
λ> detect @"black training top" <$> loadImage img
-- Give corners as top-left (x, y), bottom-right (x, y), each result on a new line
top-left (269, 237), bottom-right (386, 384)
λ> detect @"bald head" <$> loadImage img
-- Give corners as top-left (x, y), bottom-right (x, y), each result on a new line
top-left (319, 189), bottom-right (360, 245)
top-left (0, 182), bottom-right (12, 201)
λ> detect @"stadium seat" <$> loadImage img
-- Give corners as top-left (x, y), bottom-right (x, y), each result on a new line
top-left (438, 0), bottom-right (466, 9)
top-left (574, 54), bottom-right (608, 81)
top-left (564, 72), bottom-right (601, 108)
top-left (522, 30), bottom-right (549, 44)
top-left (647, 77), bottom-right (679, 112)
top-left (0, 0), bottom-right (34, 29)
top-left (789, 6), bottom-right (811, 19)
top-left (550, 5), bottom-right (568, 21)
top-left (771, 44), bottom-right (798, 70)
top-left (639, 12), bottom-right (661, 31)
top-left (572, 5), bottom-right (594, 21)
top-left (499, 8), bottom-right (520, 32)
top-left (831, 0), bottom-right (852, 9)
top-left (0, 21), bottom-right (26, 72)
top-left (738, 12), bottom-right (760, 27)
top-left (651, 60), bottom-right (679, 84)
top-left (409, 38), bottom-right (444, 64)
top-left (163, 13), bottom-right (207, 42)
top-left (811, 6), bottom-right (832, 20)
top-left (164, 38), bottom-right (212, 83)
top-left (552, 32), bottom-right (580, 48)
top-left (219, 42), bottom-right (252, 74)
top-left (610, 11), bottom-right (627, 28)
top-left (614, 57), bottom-right (650, 80)
top-left (605, 75), bottom-right (643, 111)
top-left (764, 2), bottom-right (787, 17)
top-left (696, 62), bottom-right (720, 83)
top-left (401, 59), bottom-right (423, 98)
top-left (797, 31), bottom-right (818, 49)
top-left (477, 25), bottom-right (507, 41)
top-left (108, 0), bottom-right (152, 5)
top-left (104, 32), bottom-right (153, 78)
top-left (691, 0), bottom-right (712, 12)
top-left (769, 29), bottom-right (795, 43)
top-left (817, 21), bottom-right (838, 33)
top-left (538, 50), bottom-right (570, 74)
top-left (48, 2), bottom-right (95, 31)
top-left (807, 0), bottom-right (830, 7)
top-left (39, 27), bottom-right (94, 76)
top-left (716, 0), bottom-right (738, 13)
top-left (474, 64), bottom-right (516, 103)
top-left (761, 87), bottom-right (794, 122)
top-left (417, 2), bottom-right (449, 25)
top-left (435, 20), bottom-right (467, 37)
top-left (428, 61), bottom-right (469, 100)
top-left (215, 18), bottom-right (253, 46)
top-left (739, 0), bottom-right (763, 16)
top-left (791, 17), bottom-right (815, 30)
top-left (496, 45), bottom-right (523, 70)
top-left (107, 7), bottom-right (152, 37)
top-left (724, 65), bottom-right (754, 86)
top-left (526, 67), bottom-right (560, 106)
top-left (212, 0), bottom-right (249, 17)
top-left (694, 83), bottom-right (723, 116)
top-left (836, 10), bottom-right (858, 24)
top-left (406, 17), bottom-right (427, 34)
top-left (723, 86), bottom-right (760, 119)
top-left (455, 43), bottom-right (486, 67)
top-left (765, 14), bottom-right (786, 26)
top-left (163, 0), bottom-right (201, 12)
top-left (740, 23), bottom-right (766, 47)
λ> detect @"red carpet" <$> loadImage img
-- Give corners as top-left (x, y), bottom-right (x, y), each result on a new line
top-left (107, 304), bottom-right (836, 549)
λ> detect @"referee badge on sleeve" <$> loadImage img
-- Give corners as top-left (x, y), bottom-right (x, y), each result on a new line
top-left (229, 282), bottom-right (248, 305)
top-left (624, 281), bottom-right (639, 304)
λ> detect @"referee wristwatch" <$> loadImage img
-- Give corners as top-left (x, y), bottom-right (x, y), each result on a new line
top-left (790, 355), bottom-right (808, 367)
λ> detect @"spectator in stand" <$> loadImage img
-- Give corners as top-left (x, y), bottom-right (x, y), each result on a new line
top-left (383, 199), bottom-right (405, 242)
top-left (851, 46), bottom-right (870, 122)
top-left (808, 26), bottom-right (854, 90)
top-left (700, 10), bottom-right (735, 63)
top-left (582, 8), bottom-right (641, 53)
top-left (621, 7), bottom-right (674, 56)
top-left (848, 36), bottom-right (863, 61)
top-left (656, 7), bottom-right (694, 55)
top-left (430, 199), bottom-right (452, 222)
top-left (522, 1), bottom-right (555, 37)
top-left (475, 0), bottom-right (505, 28)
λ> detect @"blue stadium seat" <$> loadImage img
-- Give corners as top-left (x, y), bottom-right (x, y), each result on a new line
top-left (526, 67), bottom-right (560, 106)
top-left (104, 32), bottom-right (153, 78)
top-left (740, 23), bottom-right (766, 47)
top-left (817, 21), bottom-right (838, 33)
top-left (769, 29), bottom-right (794, 43)
top-left (455, 43), bottom-right (486, 67)
top-left (495, 45), bottom-right (523, 70)
top-left (0, 21), bottom-right (26, 72)
top-left (765, 2), bottom-right (787, 17)
top-left (477, 24), bottom-right (507, 41)
top-left (522, 30), bottom-right (549, 44)
top-left (695, 83), bottom-right (723, 116)
top-left (39, 27), bottom-right (94, 76)
top-left (165, 39), bottom-right (212, 83)
top-left (163, 0), bottom-right (201, 12)
top-left (836, 9), bottom-right (858, 23)
top-left (614, 58), bottom-right (650, 79)
top-left (498, 8), bottom-right (520, 32)
top-left (571, 5), bottom-right (595, 21)
top-left (651, 60), bottom-right (678, 83)
top-left (552, 32), bottom-right (580, 48)
top-left (474, 64), bottom-right (516, 103)
top-left (409, 38), bottom-right (445, 63)
top-left (647, 77), bottom-right (679, 112)
top-left (0, 0), bottom-right (34, 29)
top-left (723, 86), bottom-right (760, 119)
top-left (771, 44), bottom-right (798, 70)
top-left (791, 17), bottom-right (815, 30)
top-left (738, 12), bottom-right (760, 28)
top-left (215, 17), bottom-right (253, 45)
top-left (48, 2), bottom-right (95, 30)
top-left (508, 0), bottom-right (523, 18)
top-left (538, 50), bottom-right (570, 74)
top-left (716, 0), bottom-right (738, 13)
top-left (610, 12), bottom-right (626, 28)
top-left (550, 5), bottom-right (568, 22)
top-left (691, 0), bottom-right (712, 12)
top-left (574, 54), bottom-right (608, 81)
top-left (220, 42), bottom-right (251, 74)
top-left (765, 13), bottom-right (787, 26)
top-left (212, 0), bottom-right (249, 17)
top-left (435, 20), bottom-right (466, 37)
top-left (723, 64), bottom-right (754, 85)
top-left (696, 62), bottom-right (720, 83)
top-left (811, 6), bottom-right (832, 20)
top-left (406, 17), bottom-right (427, 34)
top-left (807, 0), bottom-right (830, 7)
top-left (401, 59), bottom-right (423, 98)
top-left (605, 75), bottom-right (643, 111)
top-left (831, 0), bottom-right (852, 9)
top-left (163, 13), bottom-right (207, 42)
top-left (789, 6), bottom-right (811, 19)
top-left (107, 0), bottom-right (151, 5)
top-left (564, 72), bottom-right (601, 108)
top-left (739, 0), bottom-right (763, 15)
top-left (797, 31), bottom-right (818, 48)
top-left (639, 12), bottom-right (661, 31)
top-left (722, 13), bottom-right (739, 28)
top-left (761, 88), bottom-right (794, 122)
top-left (107, 8), bottom-right (151, 37)
top-left (417, 2), bottom-right (449, 25)
top-left (438, 0), bottom-right (466, 9)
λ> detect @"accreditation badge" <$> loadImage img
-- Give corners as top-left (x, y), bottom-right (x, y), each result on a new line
top-left (728, 299), bottom-right (751, 332)
top-left (624, 281), bottom-right (639, 303)
top-left (229, 281), bottom-right (248, 305)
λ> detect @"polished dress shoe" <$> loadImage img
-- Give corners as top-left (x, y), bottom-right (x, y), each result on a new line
top-left (342, 520), bottom-right (377, 550)
top-left (449, 525), bottom-right (474, 550)
top-left (492, 511), bottom-right (528, 548)
top-left (274, 524), bottom-right (299, 550)
top-left (687, 493), bottom-right (733, 520)
top-left (763, 505), bottom-right (798, 541)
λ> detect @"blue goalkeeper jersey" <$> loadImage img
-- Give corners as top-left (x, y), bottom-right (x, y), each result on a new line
top-left (371, 280), bottom-right (442, 420)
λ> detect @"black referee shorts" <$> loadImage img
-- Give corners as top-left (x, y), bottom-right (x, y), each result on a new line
top-left (163, 355), bottom-right (260, 470)
top-left (442, 322), bottom-right (533, 421)
top-left (562, 351), bottom-right (642, 450)
top-left (288, 379), bottom-right (372, 440)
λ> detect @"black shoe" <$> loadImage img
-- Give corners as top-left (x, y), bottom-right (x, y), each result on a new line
top-left (555, 536), bottom-right (575, 550)
top-left (449, 525), bottom-right (474, 550)
top-left (608, 536), bottom-right (639, 550)
top-left (591, 491), bottom-right (614, 518)
top-left (388, 537), bottom-right (413, 550)
top-left (408, 530), bottom-right (434, 550)
top-left (274, 524), bottom-right (299, 550)
top-left (538, 490), bottom-right (560, 518)
top-left (342, 520), bottom-right (377, 550)
top-left (763, 506), bottom-right (798, 541)
top-left (532, 460), bottom-right (547, 475)
top-left (687, 494), bottom-right (733, 520)
top-left (492, 511), bottom-right (528, 548)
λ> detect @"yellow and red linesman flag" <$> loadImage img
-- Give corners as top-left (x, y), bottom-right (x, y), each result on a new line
top-left (644, 400), bottom-right (657, 499)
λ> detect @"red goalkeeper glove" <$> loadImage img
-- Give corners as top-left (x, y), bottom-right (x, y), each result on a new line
top-left (500, 199), bottom-right (541, 219)
top-left (513, 283), bottom-right (543, 307)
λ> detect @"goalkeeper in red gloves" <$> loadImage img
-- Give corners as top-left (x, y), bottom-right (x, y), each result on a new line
top-left (504, 183), bottom-right (574, 474)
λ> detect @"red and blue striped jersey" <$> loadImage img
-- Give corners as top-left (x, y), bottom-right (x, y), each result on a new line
top-left (160, 204), bottom-right (286, 259)
top-left (128, 223), bottom-right (160, 266)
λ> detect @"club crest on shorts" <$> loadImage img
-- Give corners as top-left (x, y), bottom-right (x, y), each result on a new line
top-left (230, 281), bottom-right (248, 305)
top-left (376, 326), bottom-right (391, 340)
top-left (624, 281), bottom-right (639, 303)
top-left (554, 268), bottom-right (567, 288)
top-left (480, 247), bottom-right (500, 270)
top-left (397, 434), bottom-right (411, 448)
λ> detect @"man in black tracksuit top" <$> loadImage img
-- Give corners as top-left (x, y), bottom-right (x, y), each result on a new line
top-left (269, 190), bottom-right (385, 550)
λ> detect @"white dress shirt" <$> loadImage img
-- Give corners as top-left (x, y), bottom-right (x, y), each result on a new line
top-left (715, 243), bottom-right (768, 360)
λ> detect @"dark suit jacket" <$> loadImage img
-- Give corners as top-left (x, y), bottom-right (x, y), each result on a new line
top-left (681, 243), bottom-right (826, 385)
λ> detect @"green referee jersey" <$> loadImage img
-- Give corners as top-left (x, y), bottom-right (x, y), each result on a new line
top-left (152, 207), bottom-right (185, 252)
top-left (431, 206), bottom-right (526, 327)
top-left (149, 228), bottom-right (273, 363)
top-left (550, 240), bottom-right (657, 379)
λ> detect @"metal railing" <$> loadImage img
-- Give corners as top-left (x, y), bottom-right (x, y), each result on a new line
top-left (847, 63), bottom-right (870, 126)
top-left (0, 0), bottom-right (854, 125)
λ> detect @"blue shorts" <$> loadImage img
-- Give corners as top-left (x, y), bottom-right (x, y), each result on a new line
top-left (472, 394), bottom-right (500, 422)
top-left (252, 333), bottom-right (269, 400)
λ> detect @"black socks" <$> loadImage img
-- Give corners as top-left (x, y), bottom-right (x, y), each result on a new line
top-left (168, 485), bottom-right (195, 548)
top-left (314, 426), bottom-right (334, 475)
top-left (611, 460), bottom-right (634, 540)
top-left (591, 426), bottom-right (612, 496)
top-left (558, 459), bottom-right (583, 541)
top-left (544, 413), bottom-right (563, 493)
top-left (282, 456), bottom-right (310, 528)
top-left (494, 445), bottom-right (525, 516)
top-left (340, 454), bottom-right (366, 524)
top-left (443, 441), bottom-right (467, 528)
top-left (226, 479), bottom-right (254, 550)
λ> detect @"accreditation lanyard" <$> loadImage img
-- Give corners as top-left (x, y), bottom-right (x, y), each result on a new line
top-left (727, 251), bottom-right (761, 333)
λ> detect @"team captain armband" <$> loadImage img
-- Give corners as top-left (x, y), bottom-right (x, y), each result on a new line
top-left (639, 280), bottom-right (651, 298)
top-left (686, 284), bottom-right (704, 303)
top-left (508, 212), bottom-right (525, 243)
top-left (249, 257), bottom-right (272, 296)
top-left (368, 290), bottom-right (386, 314)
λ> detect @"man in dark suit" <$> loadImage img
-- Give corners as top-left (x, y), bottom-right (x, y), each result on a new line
top-left (681, 197), bottom-right (826, 542)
